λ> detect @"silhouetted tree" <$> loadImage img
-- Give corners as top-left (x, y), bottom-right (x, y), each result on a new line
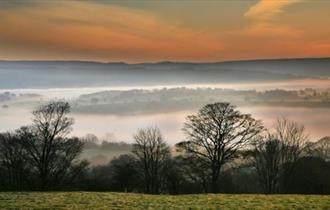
top-left (162, 157), bottom-right (184, 194)
top-left (132, 127), bottom-right (170, 194)
top-left (109, 154), bottom-right (139, 192)
top-left (163, 154), bottom-right (210, 194)
top-left (275, 117), bottom-right (308, 164)
top-left (85, 163), bottom-right (113, 191)
top-left (275, 117), bottom-right (309, 192)
top-left (173, 153), bottom-right (211, 193)
top-left (253, 136), bottom-right (281, 194)
top-left (177, 102), bottom-right (263, 193)
top-left (0, 132), bottom-right (30, 190)
top-left (17, 101), bottom-right (86, 190)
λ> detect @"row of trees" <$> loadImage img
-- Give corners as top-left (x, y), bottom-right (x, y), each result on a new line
top-left (0, 101), bottom-right (329, 194)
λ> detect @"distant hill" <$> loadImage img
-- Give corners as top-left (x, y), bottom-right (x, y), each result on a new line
top-left (0, 58), bottom-right (329, 89)
top-left (213, 58), bottom-right (330, 77)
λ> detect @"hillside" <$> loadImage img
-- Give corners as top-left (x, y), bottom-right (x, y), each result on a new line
top-left (0, 58), bottom-right (329, 89)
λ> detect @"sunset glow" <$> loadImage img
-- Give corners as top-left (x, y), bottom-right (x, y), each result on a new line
top-left (0, 0), bottom-right (329, 62)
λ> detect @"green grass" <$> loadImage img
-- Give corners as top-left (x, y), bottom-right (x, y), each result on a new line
top-left (0, 192), bottom-right (329, 210)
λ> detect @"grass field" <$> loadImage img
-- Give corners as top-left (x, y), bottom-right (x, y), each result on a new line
top-left (0, 192), bottom-right (329, 210)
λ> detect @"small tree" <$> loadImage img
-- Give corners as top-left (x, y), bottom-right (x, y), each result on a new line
top-left (132, 127), bottom-right (170, 194)
top-left (0, 132), bottom-right (30, 190)
top-left (109, 154), bottom-right (139, 192)
top-left (177, 102), bottom-right (263, 193)
top-left (173, 154), bottom-right (211, 193)
top-left (253, 136), bottom-right (281, 194)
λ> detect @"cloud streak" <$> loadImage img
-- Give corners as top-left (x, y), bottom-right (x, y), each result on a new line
top-left (245, 0), bottom-right (302, 20)
top-left (242, 0), bottom-right (303, 38)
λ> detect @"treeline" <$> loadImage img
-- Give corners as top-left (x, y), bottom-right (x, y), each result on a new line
top-left (0, 101), bottom-right (329, 194)
top-left (73, 88), bottom-right (330, 116)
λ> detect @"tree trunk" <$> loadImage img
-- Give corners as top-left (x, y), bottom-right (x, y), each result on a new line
top-left (211, 166), bottom-right (220, 193)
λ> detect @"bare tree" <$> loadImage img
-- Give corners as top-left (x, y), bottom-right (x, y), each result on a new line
top-left (275, 117), bottom-right (309, 164)
top-left (253, 135), bottom-right (281, 194)
top-left (132, 127), bottom-right (170, 194)
top-left (177, 102), bottom-right (264, 193)
top-left (18, 101), bottom-right (86, 190)
top-left (252, 118), bottom-right (310, 194)
top-left (274, 117), bottom-right (309, 192)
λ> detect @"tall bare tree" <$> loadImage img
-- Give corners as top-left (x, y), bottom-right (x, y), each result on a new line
top-left (132, 127), bottom-right (170, 194)
top-left (178, 102), bottom-right (263, 193)
top-left (275, 117), bottom-right (309, 164)
top-left (275, 117), bottom-right (309, 192)
top-left (18, 101), bottom-right (86, 190)
top-left (252, 118), bottom-right (310, 194)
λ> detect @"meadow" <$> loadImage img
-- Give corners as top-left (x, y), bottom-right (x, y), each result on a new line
top-left (0, 192), bottom-right (329, 210)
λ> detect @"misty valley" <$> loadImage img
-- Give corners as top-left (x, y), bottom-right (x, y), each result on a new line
top-left (1, 87), bottom-right (330, 165)
top-left (0, 59), bottom-right (330, 197)
top-left (1, 59), bottom-right (330, 167)
top-left (2, 1), bottom-right (330, 209)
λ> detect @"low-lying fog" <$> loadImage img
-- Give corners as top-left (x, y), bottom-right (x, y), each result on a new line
top-left (2, 78), bottom-right (329, 99)
top-left (1, 79), bottom-right (329, 144)
top-left (1, 105), bottom-right (329, 144)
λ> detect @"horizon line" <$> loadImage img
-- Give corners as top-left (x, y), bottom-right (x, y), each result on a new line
top-left (0, 56), bottom-right (330, 65)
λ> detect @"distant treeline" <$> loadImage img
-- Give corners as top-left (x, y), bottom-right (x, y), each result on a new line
top-left (0, 101), bottom-right (329, 194)
top-left (74, 88), bottom-right (330, 115)
top-left (1, 88), bottom-right (330, 115)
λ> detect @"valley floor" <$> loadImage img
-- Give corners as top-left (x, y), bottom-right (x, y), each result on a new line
top-left (0, 192), bottom-right (329, 210)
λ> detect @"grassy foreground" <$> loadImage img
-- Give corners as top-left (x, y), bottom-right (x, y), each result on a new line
top-left (0, 192), bottom-right (329, 210)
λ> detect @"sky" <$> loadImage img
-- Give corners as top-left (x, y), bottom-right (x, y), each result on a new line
top-left (0, 0), bottom-right (330, 63)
